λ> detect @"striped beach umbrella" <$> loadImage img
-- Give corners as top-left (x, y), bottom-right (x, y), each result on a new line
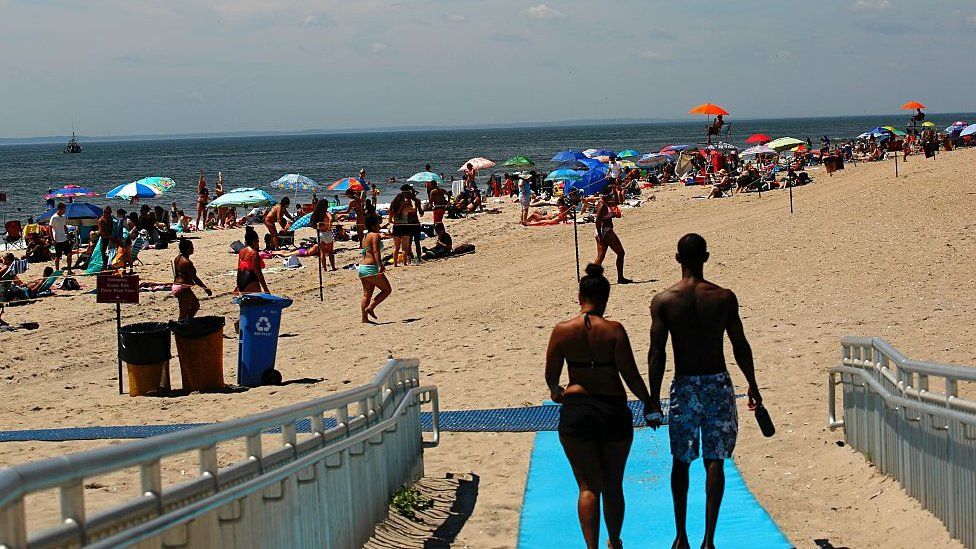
top-left (133, 177), bottom-right (176, 192)
top-left (327, 177), bottom-right (365, 192)
top-left (106, 181), bottom-right (162, 199)
top-left (271, 174), bottom-right (319, 192)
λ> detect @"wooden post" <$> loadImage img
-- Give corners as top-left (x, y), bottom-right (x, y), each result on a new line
top-left (316, 226), bottom-right (324, 302)
top-left (788, 181), bottom-right (794, 214)
top-left (116, 302), bottom-right (123, 395)
top-left (572, 205), bottom-right (580, 282)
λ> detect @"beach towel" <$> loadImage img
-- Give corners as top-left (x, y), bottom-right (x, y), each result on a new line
top-left (85, 238), bottom-right (117, 275)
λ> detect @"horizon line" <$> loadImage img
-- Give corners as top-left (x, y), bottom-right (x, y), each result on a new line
top-left (2, 110), bottom-right (973, 145)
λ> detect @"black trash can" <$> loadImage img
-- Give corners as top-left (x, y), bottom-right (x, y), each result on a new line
top-left (119, 322), bottom-right (171, 396)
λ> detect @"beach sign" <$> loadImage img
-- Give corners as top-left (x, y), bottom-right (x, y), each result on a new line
top-left (96, 274), bottom-right (140, 304)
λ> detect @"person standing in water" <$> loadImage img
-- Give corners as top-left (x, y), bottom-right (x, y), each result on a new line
top-left (546, 263), bottom-right (654, 549)
top-left (594, 188), bottom-right (632, 284)
top-left (647, 234), bottom-right (763, 549)
top-left (172, 238), bottom-right (212, 320)
top-left (358, 215), bottom-right (392, 323)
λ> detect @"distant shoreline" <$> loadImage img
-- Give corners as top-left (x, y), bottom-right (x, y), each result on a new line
top-left (3, 111), bottom-right (974, 146)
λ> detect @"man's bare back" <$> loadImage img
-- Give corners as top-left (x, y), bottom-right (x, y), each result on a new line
top-left (651, 278), bottom-right (739, 376)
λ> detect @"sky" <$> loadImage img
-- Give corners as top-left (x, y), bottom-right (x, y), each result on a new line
top-left (1, 0), bottom-right (975, 138)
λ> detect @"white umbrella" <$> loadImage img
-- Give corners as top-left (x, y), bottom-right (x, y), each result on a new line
top-left (458, 157), bottom-right (495, 171)
top-left (741, 144), bottom-right (777, 157)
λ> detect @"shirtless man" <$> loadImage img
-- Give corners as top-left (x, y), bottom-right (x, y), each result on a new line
top-left (646, 233), bottom-right (762, 549)
top-left (429, 181), bottom-right (449, 224)
top-left (343, 189), bottom-right (366, 245)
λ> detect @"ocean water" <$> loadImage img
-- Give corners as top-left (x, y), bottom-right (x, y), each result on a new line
top-left (1, 113), bottom-right (972, 221)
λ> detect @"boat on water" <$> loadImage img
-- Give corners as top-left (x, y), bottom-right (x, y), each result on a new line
top-left (63, 132), bottom-right (82, 154)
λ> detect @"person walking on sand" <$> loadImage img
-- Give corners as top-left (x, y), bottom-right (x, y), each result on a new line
top-left (594, 188), bottom-right (632, 284)
top-left (646, 234), bottom-right (763, 549)
top-left (358, 215), bottom-right (392, 323)
top-left (546, 263), bottom-right (655, 549)
top-left (50, 203), bottom-right (73, 275)
top-left (173, 238), bottom-right (212, 320)
top-left (196, 170), bottom-right (209, 230)
top-left (518, 173), bottom-right (533, 225)
top-left (389, 185), bottom-right (415, 266)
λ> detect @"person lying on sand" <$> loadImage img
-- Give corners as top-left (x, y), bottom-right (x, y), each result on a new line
top-left (524, 197), bottom-right (571, 225)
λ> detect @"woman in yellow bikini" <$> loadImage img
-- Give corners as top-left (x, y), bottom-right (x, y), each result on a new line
top-left (358, 215), bottom-right (392, 323)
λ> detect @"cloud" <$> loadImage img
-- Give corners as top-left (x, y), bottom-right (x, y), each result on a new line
top-left (186, 92), bottom-right (206, 102)
top-left (302, 14), bottom-right (336, 28)
top-left (638, 50), bottom-right (671, 62)
top-left (852, 0), bottom-right (891, 11)
top-left (370, 42), bottom-right (388, 54)
top-left (522, 4), bottom-right (564, 20)
top-left (447, 13), bottom-right (466, 22)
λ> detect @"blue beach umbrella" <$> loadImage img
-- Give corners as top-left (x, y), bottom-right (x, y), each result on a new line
top-left (36, 202), bottom-right (103, 222)
top-left (46, 186), bottom-right (99, 199)
top-left (551, 149), bottom-right (587, 162)
top-left (208, 188), bottom-right (276, 209)
top-left (544, 169), bottom-right (584, 182)
top-left (408, 171), bottom-right (443, 184)
top-left (289, 212), bottom-right (313, 230)
top-left (271, 173), bottom-right (319, 192)
top-left (554, 159), bottom-right (590, 170)
top-left (590, 148), bottom-right (616, 158)
top-left (564, 167), bottom-right (609, 196)
top-left (577, 157), bottom-right (606, 170)
top-left (616, 149), bottom-right (640, 159)
top-left (106, 181), bottom-right (162, 199)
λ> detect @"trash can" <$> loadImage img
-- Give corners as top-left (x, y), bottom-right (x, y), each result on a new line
top-left (170, 316), bottom-right (226, 392)
top-left (236, 293), bottom-right (292, 387)
top-left (119, 322), bottom-right (171, 397)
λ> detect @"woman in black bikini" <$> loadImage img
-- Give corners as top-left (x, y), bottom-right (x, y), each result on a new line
top-left (594, 189), bottom-right (632, 284)
top-left (545, 263), bottom-right (654, 549)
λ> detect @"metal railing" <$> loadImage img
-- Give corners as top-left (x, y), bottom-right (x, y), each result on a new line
top-left (828, 337), bottom-right (976, 548)
top-left (0, 358), bottom-right (439, 549)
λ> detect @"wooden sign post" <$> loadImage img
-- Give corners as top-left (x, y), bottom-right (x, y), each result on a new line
top-left (97, 274), bottom-right (140, 394)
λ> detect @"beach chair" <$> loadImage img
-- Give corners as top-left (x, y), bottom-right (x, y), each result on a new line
top-left (27, 270), bottom-right (62, 299)
top-left (0, 260), bottom-right (29, 299)
top-left (2, 220), bottom-right (24, 250)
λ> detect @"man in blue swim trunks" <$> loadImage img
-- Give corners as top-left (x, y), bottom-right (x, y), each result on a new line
top-left (646, 233), bottom-right (763, 549)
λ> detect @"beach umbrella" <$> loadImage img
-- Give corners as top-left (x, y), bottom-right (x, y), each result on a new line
top-left (576, 157), bottom-right (606, 170)
top-left (45, 185), bottom-right (98, 199)
top-left (660, 144), bottom-right (691, 153)
top-left (638, 153), bottom-right (673, 167)
top-left (741, 145), bottom-right (777, 157)
top-left (767, 137), bottom-right (806, 152)
top-left (105, 181), bottom-right (162, 200)
top-left (554, 159), bottom-right (590, 170)
top-left (618, 160), bottom-right (636, 169)
top-left (922, 121), bottom-right (936, 128)
top-left (551, 149), bottom-right (586, 163)
top-left (289, 212), bottom-right (314, 231)
top-left (901, 101), bottom-right (926, 110)
top-left (745, 133), bottom-right (772, 144)
top-left (590, 149), bottom-right (616, 158)
top-left (882, 126), bottom-right (907, 137)
top-left (271, 173), bottom-right (319, 192)
top-left (133, 176), bottom-right (176, 192)
top-left (208, 188), bottom-right (276, 209)
top-left (544, 169), bottom-right (584, 182)
top-left (502, 155), bottom-right (535, 167)
top-left (616, 149), bottom-right (640, 159)
top-left (327, 177), bottom-right (365, 192)
top-left (458, 157), bottom-right (495, 171)
top-left (960, 124), bottom-right (976, 137)
top-left (36, 202), bottom-right (103, 223)
top-left (564, 167), bottom-right (609, 196)
top-left (408, 171), bottom-right (443, 183)
top-left (582, 148), bottom-right (599, 158)
top-left (688, 102), bottom-right (729, 116)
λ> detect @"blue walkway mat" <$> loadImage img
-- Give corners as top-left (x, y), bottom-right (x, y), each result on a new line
top-left (518, 428), bottom-right (790, 548)
top-left (0, 402), bottom-right (657, 442)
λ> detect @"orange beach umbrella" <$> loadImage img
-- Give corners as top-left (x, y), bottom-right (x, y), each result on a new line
top-left (688, 102), bottom-right (729, 116)
top-left (901, 101), bottom-right (926, 110)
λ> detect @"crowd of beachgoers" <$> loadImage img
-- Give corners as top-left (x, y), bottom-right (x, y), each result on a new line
top-left (2, 111), bottom-right (971, 327)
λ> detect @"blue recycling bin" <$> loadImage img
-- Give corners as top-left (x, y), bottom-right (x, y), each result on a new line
top-left (236, 293), bottom-right (293, 387)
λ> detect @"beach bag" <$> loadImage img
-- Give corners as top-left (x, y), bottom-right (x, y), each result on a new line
top-left (58, 277), bottom-right (80, 291)
top-left (453, 243), bottom-right (475, 255)
top-left (283, 256), bottom-right (302, 269)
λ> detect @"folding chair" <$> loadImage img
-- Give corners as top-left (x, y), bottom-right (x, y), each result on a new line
top-left (2, 220), bottom-right (24, 250)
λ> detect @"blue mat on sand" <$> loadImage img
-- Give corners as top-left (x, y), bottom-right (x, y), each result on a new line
top-left (518, 428), bottom-right (790, 548)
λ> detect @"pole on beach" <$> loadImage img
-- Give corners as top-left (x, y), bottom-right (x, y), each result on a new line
top-left (116, 302), bottom-right (123, 395)
top-left (788, 181), bottom-right (794, 214)
top-left (315, 226), bottom-right (324, 302)
top-left (571, 205), bottom-right (581, 282)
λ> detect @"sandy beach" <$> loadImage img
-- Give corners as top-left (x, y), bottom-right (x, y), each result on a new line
top-left (2, 147), bottom-right (975, 547)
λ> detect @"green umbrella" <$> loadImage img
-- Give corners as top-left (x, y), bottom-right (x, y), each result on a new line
top-left (766, 137), bottom-right (806, 152)
top-left (502, 155), bottom-right (535, 167)
top-left (882, 126), bottom-right (907, 137)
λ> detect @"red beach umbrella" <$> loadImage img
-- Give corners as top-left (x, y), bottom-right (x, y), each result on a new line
top-left (745, 133), bottom-right (772, 144)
